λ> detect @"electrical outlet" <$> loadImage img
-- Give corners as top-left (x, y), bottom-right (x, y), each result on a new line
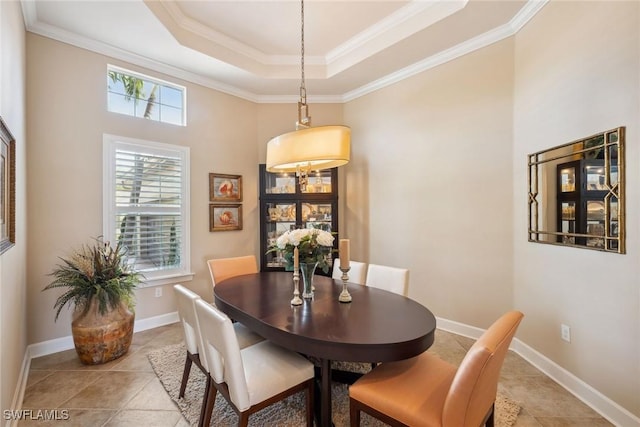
top-left (561, 324), bottom-right (571, 342)
top-left (155, 287), bottom-right (163, 298)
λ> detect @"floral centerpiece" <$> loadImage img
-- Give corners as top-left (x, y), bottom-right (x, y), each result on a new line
top-left (268, 228), bottom-right (335, 273)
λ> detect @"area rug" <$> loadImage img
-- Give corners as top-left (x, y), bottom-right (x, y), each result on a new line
top-left (148, 344), bottom-right (520, 426)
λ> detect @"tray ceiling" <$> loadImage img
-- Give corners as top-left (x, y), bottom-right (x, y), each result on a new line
top-left (22, 0), bottom-right (546, 102)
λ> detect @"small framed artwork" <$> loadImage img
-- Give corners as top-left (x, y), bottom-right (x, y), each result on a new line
top-left (210, 204), bottom-right (243, 232)
top-left (210, 173), bottom-right (242, 202)
top-left (0, 117), bottom-right (16, 255)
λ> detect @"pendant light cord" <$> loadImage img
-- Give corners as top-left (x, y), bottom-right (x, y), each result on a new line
top-left (299, 0), bottom-right (306, 105)
top-left (297, 0), bottom-right (310, 129)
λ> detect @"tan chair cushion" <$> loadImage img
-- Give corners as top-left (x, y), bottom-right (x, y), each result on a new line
top-left (207, 255), bottom-right (258, 286)
top-left (350, 352), bottom-right (457, 427)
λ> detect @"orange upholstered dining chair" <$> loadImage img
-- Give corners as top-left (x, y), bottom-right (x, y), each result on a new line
top-left (349, 311), bottom-right (524, 427)
top-left (206, 255), bottom-right (263, 348)
top-left (207, 255), bottom-right (258, 287)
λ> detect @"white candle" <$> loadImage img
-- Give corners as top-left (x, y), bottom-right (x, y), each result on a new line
top-left (294, 246), bottom-right (299, 270)
top-left (339, 239), bottom-right (350, 269)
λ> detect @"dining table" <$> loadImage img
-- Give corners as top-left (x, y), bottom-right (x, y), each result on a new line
top-left (214, 271), bottom-right (437, 427)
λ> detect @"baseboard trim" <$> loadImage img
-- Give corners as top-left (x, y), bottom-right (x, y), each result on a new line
top-left (133, 311), bottom-right (179, 334)
top-left (27, 311), bottom-right (179, 359)
top-left (6, 349), bottom-right (32, 427)
top-left (436, 316), bottom-right (640, 427)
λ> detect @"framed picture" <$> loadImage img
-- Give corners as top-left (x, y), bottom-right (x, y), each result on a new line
top-left (209, 173), bottom-right (242, 202)
top-left (210, 204), bottom-right (243, 232)
top-left (0, 117), bottom-right (16, 255)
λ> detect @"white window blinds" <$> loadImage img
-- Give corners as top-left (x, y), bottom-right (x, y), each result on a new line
top-left (104, 135), bottom-right (190, 283)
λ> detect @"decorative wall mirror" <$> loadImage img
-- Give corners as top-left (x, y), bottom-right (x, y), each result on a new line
top-left (528, 127), bottom-right (625, 253)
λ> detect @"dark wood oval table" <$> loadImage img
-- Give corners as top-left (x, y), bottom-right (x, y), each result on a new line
top-left (214, 271), bottom-right (437, 427)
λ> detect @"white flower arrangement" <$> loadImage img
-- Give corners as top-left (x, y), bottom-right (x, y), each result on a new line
top-left (269, 228), bottom-right (335, 273)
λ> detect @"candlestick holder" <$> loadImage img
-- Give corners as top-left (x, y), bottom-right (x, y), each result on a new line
top-left (338, 266), bottom-right (352, 303)
top-left (291, 270), bottom-right (303, 306)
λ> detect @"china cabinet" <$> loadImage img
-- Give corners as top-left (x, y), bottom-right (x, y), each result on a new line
top-left (557, 159), bottom-right (619, 250)
top-left (259, 164), bottom-right (338, 273)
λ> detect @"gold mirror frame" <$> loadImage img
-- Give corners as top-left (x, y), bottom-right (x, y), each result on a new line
top-left (528, 127), bottom-right (625, 253)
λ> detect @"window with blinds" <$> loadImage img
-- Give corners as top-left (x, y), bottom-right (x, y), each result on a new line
top-left (103, 135), bottom-right (191, 284)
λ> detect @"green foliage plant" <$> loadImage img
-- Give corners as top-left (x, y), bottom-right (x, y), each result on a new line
top-left (44, 237), bottom-right (142, 321)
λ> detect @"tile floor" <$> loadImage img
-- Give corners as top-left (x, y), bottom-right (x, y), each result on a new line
top-left (19, 323), bottom-right (613, 427)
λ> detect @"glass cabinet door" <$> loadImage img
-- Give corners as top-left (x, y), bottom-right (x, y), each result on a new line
top-left (302, 203), bottom-right (333, 231)
top-left (560, 201), bottom-right (576, 244)
top-left (264, 202), bottom-right (296, 268)
top-left (264, 173), bottom-right (296, 195)
top-left (301, 169), bottom-right (333, 194)
top-left (585, 164), bottom-right (606, 191)
top-left (585, 200), bottom-right (605, 248)
top-left (559, 166), bottom-right (576, 193)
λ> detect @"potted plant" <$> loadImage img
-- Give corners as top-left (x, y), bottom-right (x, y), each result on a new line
top-left (43, 237), bottom-right (141, 365)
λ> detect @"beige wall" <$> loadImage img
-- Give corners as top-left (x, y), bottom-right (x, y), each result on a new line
top-left (513, 1), bottom-right (640, 415)
top-left (25, 34), bottom-right (262, 343)
top-left (16, 0), bottom-right (640, 419)
top-left (0, 0), bottom-right (27, 413)
top-left (344, 38), bottom-right (516, 328)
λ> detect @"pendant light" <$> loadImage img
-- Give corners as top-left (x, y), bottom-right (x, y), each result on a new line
top-left (266, 0), bottom-right (350, 191)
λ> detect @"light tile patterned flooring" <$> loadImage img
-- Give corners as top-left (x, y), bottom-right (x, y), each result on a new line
top-left (19, 323), bottom-right (613, 426)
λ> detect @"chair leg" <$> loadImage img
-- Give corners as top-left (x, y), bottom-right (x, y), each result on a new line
top-left (179, 353), bottom-right (193, 398)
top-left (305, 379), bottom-right (314, 427)
top-left (485, 403), bottom-right (495, 427)
top-left (349, 397), bottom-right (361, 427)
top-left (199, 377), bottom-right (216, 427)
top-left (239, 412), bottom-right (250, 427)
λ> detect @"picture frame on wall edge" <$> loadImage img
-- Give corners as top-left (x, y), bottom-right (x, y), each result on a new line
top-left (0, 116), bottom-right (16, 255)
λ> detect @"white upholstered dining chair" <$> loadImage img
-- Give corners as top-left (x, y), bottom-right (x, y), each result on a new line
top-left (194, 298), bottom-right (315, 427)
top-left (365, 263), bottom-right (409, 296)
top-left (332, 258), bottom-right (368, 285)
top-left (173, 284), bottom-right (208, 400)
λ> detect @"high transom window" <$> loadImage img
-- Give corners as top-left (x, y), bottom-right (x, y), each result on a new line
top-left (103, 134), bottom-right (191, 285)
top-left (107, 65), bottom-right (186, 126)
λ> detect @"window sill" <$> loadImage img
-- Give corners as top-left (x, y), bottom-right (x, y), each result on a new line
top-left (139, 272), bottom-right (195, 288)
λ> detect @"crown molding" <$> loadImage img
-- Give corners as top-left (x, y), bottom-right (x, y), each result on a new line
top-left (341, 0), bottom-right (549, 102)
top-left (21, 7), bottom-right (264, 103)
top-left (20, 0), bottom-right (548, 104)
top-left (326, 0), bottom-right (466, 77)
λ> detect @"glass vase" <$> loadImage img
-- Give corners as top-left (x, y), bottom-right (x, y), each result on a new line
top-left (300, 262), bottom-right (318, 299)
